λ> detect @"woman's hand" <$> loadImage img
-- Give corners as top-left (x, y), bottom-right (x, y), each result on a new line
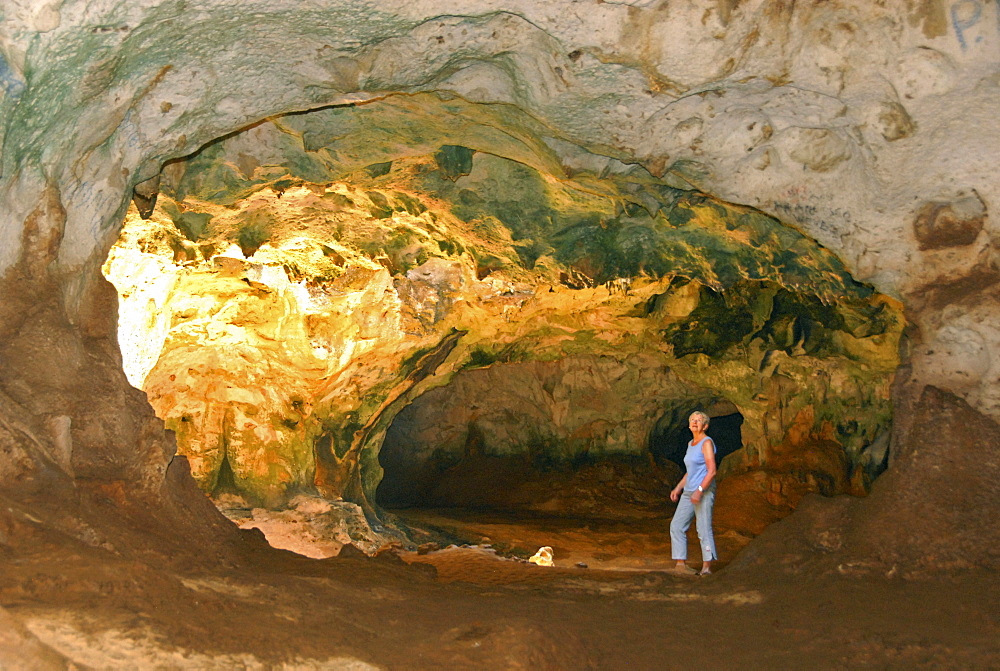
top-left (691, 490), bottom-right (702, 504)
top-left (670, 488), bottom-right (680, 503)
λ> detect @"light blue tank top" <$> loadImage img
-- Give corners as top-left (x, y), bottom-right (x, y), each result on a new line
top-left (683, 435), bottom-right (715, 492)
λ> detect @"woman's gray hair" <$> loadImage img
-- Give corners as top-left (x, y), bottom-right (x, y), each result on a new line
top-left (689, 411), bottom-right (710, 427)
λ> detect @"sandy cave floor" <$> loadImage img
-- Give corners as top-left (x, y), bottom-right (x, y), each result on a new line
top-left (6, 543), bottom-right (998, 669)
top-left (227, 500), bottom-right (748, 572)
top-left (3, 500), bottom-right (999, 669)
top-left (390, 507), bottom-right (744, 574)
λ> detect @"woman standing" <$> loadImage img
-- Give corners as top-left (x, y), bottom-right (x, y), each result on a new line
top-left (669, 411), bottom-right (718, 575)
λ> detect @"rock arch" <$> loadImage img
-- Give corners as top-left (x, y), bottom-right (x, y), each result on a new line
top-left (0, 0), bottom-right (997, 575)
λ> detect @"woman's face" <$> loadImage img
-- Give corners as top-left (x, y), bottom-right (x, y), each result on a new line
top-left (689, 415), bottom-right (708, 433)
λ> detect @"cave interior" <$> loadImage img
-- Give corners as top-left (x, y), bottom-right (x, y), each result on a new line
top-left (100, 95), bottom-right (901, 567)
top-left (1, 1), bottom-right (999, 667)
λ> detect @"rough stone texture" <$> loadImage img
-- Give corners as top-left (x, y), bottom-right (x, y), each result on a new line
top-left (0, 605), bottom-right (71, 670)
top-left (733, 385), bottom-right (1000, 574)
top-left (383, 356), bottom-right (703, 464)
top-left (0, 0), bottom-right (996, 428)
top-left (0, 0), bottom-right (995, 626)
top-left (102, 156), bottom-right (900, 514)
top-left (217, 494), bottom-right (387, 558)
top-left (377, 356), bottom-right (698, 512)
top-left (854, 385), bottom-right (1000, 570)
top-left (913, 191), bottom-right (987, 251)
top-left (0, 2), bottom-right (997, 666)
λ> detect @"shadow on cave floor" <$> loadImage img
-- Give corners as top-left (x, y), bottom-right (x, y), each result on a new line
top-left (3, 475), bottom-right (999, 668)
top-left (5, 490), bottom-right (999, 669)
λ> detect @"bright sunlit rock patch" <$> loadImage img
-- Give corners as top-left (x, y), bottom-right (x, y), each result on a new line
top-left (104, 104), bottom-right (902, 550)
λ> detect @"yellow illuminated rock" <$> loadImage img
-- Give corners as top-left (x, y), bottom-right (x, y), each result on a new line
top-left (105, 149), bottom-right (902, 519)
top-left (2, 2), bottom-right (999, 667)
top-left (528, 546), bottom-right (555, 567)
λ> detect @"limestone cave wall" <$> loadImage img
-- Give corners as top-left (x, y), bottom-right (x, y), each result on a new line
top-left (1, 0), bottom-right (998, 569)
top-left (101, 133), bottom-right (901, 524)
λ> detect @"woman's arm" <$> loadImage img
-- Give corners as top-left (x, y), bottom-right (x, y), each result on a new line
top-left (670, 473), bottom-right (688, 502)
top-left (690, 440), bottom-right (717, 503)
top-left (700, 440), bottom-right (717, 489)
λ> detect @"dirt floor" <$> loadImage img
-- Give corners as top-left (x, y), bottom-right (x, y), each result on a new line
top-left (220, 497), bottom-right (751, 571)
top-left (391, 507), bottom-right (741, 573)
top-left (2, 492), bottom-right (998, 670)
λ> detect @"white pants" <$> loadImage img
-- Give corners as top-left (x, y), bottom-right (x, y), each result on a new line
top-left (670, 484), bottom-right (717, 562)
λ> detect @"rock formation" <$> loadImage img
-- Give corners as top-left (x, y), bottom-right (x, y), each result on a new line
top-left (102, 136), bottom-right (901, 533)
top-left (1, 0), bottom-right (999, 665)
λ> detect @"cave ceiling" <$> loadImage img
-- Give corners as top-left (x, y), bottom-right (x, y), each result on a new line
top-left (1, 2), bottom-right (994, 429)
top-left (103, 93), bottom-right (903, 513)
top-left (0, 0), bottom-right (996, 573)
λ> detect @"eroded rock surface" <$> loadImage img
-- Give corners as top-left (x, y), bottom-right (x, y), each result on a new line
top-left (103, 138), bottom-right (901, 537)
top-left (1, 0), bottom-right (999, 666)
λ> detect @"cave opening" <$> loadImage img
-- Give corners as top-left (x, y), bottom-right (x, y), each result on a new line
top-left (7, 3), bottom-right (1000, 665)
top-left (375, 381), bottom-right (755, 568)
top-left (649, 408), bottom-right (744, 472)
top-left (102, 92), bottom-right (903, 567)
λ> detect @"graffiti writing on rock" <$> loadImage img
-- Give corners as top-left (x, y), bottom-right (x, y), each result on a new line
top-left (951, 0), bottom-right (1000, 51)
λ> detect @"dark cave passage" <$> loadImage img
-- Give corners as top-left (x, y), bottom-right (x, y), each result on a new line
top-left (374, 358), bottom-right (692, 520)
top-left (5, 3), bottom-right (1000, 666)
top-left (649, 410), bottom-right (745, 471)
top-left (376, 393), bottom-right (756, 569)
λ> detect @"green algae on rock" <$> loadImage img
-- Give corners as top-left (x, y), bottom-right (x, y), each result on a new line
top-left (101, 95), bottom-right (902, 524)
